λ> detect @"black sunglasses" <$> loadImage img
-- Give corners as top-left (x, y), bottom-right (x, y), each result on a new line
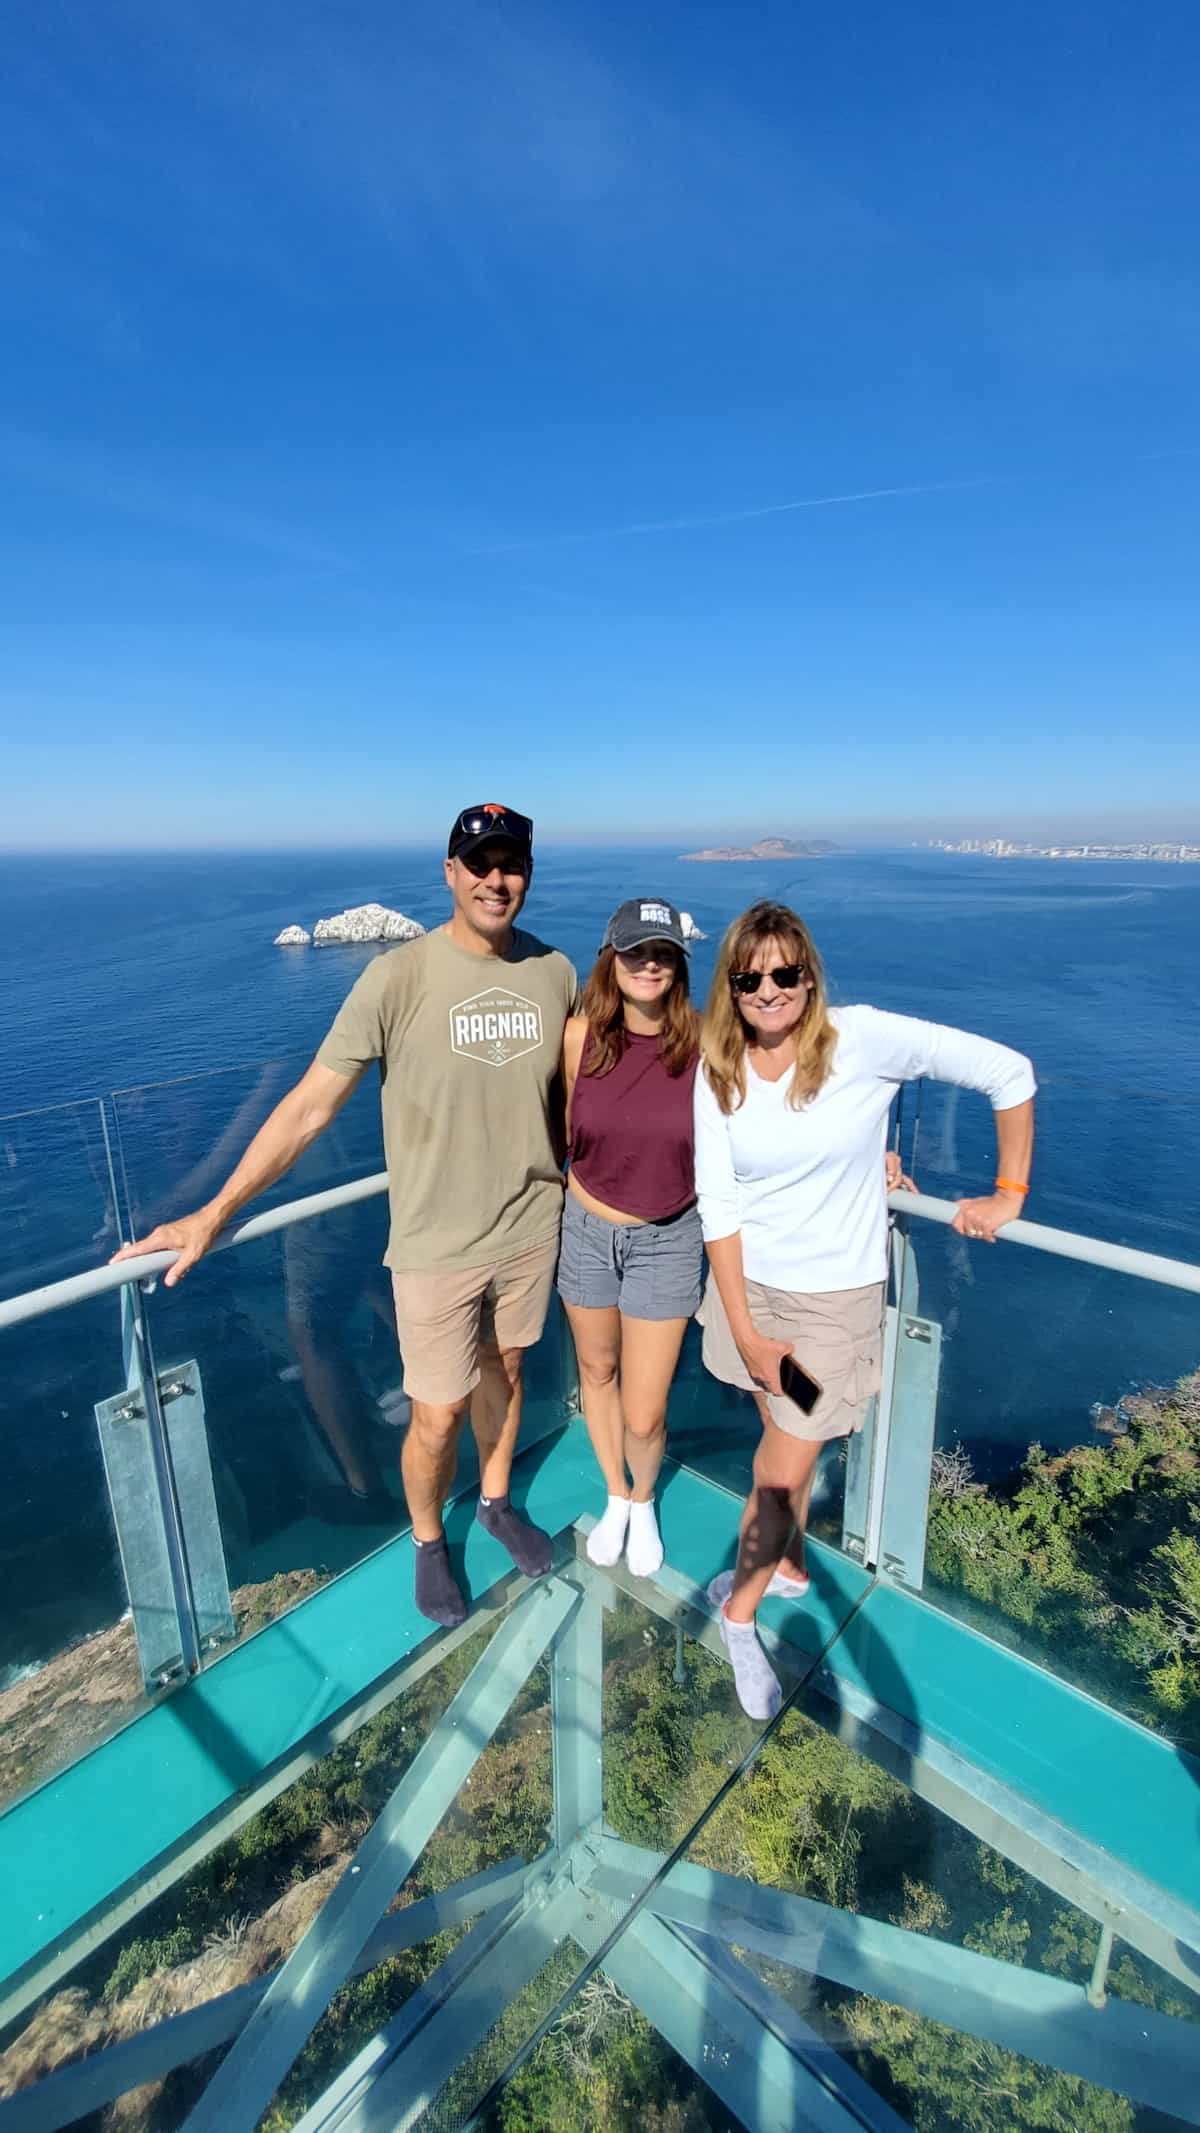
top-left (453, 805), bottom-right (533, 844)
top-left (729, 963), bottom-right (807, 996)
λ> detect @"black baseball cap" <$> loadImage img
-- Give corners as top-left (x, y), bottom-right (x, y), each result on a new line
top-left (447, 802), bottom-right (534, 864)
top-left (602, 898), bottom-right (690, 955)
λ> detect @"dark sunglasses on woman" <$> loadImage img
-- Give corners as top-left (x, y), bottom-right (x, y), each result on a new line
top-left (729, 964), bottom-right (806, 996)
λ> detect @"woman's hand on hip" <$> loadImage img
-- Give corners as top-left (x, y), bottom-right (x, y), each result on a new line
top-left (736, 1331), bottom-right (794, 1396)
top-left (952, 1190), bottom-right (1025, 1243)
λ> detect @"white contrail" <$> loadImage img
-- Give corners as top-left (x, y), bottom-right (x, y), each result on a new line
top-left (472, 475), bottom-right (1001, 555)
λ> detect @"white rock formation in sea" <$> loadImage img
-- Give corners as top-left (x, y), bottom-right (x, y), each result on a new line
top-left (679, 911), bottom-right (705, 941)
top-left (273, 925), bottom-right (312, 946)
top-left (312, 903), bottom-right (426, 946)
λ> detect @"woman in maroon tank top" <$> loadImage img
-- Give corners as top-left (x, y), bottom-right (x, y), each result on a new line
top-left (556, 899), bottom-right (704, 1578)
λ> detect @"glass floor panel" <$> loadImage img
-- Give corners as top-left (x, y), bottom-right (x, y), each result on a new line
top-left (2, 1545), bottom-right (1196, 2133)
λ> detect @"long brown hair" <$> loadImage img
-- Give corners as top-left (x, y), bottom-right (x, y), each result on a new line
top-left (701, 901), bottom-right (837, 1114)
top-left (581, 945), bottom-right (700, 1077)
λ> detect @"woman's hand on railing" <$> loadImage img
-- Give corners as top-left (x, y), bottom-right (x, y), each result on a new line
top-left (110, 1205), bottom-right (224, 1287)
top-left (952, 1189), bottom-right (1025, 1244)
top-left (885, 1151), bottom-right (917, 1194)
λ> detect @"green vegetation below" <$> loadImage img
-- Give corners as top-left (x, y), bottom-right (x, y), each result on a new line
top-left (927, 1371), bottom-right (1200, 1752)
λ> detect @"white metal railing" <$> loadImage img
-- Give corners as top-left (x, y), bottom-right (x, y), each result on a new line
top-left (2, 1177), bottom-right (1198, 1335)
top-left (886, 1189), bottom-right (1200, 1295)
top-left (0, 1172), bottom-right (389, 1331)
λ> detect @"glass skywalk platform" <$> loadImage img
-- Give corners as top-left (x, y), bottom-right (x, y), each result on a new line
top-left (1, 1070), bottom-right (1199, 2131)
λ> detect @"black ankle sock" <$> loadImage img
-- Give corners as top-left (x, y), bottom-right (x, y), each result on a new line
top-left (413, 1535), bottom-right (467, 1628)
top-left (477, 1494), bottom-right (552, 1579)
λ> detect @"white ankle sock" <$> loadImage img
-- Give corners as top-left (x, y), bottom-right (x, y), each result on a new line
top-left (625, 1498), bottom-right (664, 1577)
top-left (587, 1494), bottom-right (631, 1567)
top-left (707, 1566), bottom-right (809, 1610)
top-left (717, 1603), bottom-right (782, 1721)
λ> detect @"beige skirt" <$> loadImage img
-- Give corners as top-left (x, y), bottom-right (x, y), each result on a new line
top-left (697, 1276), bottom-right (886, 1441)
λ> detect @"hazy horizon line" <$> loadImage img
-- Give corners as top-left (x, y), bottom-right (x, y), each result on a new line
top-left (4, 824), bottom-right (1199, 859)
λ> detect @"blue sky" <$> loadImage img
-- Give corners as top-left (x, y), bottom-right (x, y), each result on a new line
top-left (4, 0), bottom-right (1199, 848)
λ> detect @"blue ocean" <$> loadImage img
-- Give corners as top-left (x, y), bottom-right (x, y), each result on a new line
top-left (1, 846), bottom-right (1198, 1681)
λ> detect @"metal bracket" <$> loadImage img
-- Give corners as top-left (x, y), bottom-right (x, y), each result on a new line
top-left (95, 1356), bottom-right (234, 1691)
top-left (155, 1361), bottom-right (236, 1656)
top-left (95, 1383), bottom-right (188, 1691)
top-left (843, 1224), bottom-right (924, 1571)
top-left (877, 1311), bottom-right (942, 1590)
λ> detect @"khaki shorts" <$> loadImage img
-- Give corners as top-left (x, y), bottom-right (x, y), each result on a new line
top-left (391, 1232), bottom-right (560, 1406)
top-left (697, 1277), bottom-right (885, 1441)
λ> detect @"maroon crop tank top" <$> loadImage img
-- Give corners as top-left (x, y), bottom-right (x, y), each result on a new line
top-left (569, 1028), bottom-right (699, 1221)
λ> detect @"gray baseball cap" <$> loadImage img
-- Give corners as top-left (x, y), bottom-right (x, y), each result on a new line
top-left (602, 898), bottom-right (690, 955)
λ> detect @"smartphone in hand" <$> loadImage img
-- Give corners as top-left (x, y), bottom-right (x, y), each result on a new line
top-left (779, 1354), bottom-right (823, 1416)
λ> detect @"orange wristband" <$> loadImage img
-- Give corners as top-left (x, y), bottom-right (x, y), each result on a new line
top-left (995, 1178), bottom-right (1029, 1196)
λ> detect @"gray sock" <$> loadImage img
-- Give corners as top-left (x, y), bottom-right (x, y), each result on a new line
top-left (477, 1494), bottom-right (552, 1579)
top-left (413, 1536), bottom-right (467, 1628)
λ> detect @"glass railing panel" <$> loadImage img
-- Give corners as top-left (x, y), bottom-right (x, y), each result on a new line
top-left (0, 1094), bottom-right (120, 1298)
top-left (110, 1055), bottom-right (385, 1239)
top-left (631, 1672), bottom-right (1198, 2133)
top-left (906, 1073), bottom-right (1200, 1263)
top-left (134, 1201), bottom-right (577, 1658)
top-left (880, 1204), bottom-right (1200, 1743)
top-left (0, 1100), bottom-right (164, 1811)
top-left (0, 1296), bottom-right (163, 1815)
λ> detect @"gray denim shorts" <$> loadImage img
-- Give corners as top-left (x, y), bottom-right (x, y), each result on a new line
top-left (556, 1194), bottom-right (704, 1320)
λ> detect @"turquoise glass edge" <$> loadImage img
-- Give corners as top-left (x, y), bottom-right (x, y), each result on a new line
top-left (3, 1423), bottom-right (1197, 1995)
top-left (829, 1582), bottom-right (1200, 1914)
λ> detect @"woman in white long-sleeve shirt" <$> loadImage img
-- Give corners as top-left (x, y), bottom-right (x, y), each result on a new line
top-left (694, 900), bottom-right (1036, 1720)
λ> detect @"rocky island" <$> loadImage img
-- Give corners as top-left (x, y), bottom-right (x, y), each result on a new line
top-left (679, 835), bottom-right (838, 862)
top-left (274, 904), bottom-right (425, 947)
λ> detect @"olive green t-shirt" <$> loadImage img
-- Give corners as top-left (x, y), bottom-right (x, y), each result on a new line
top-left (317, 926), bottom-right (580, 1273)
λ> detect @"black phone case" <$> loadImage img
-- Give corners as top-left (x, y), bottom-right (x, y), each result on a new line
top-left (779, 1355), bottom-right (823, 1416)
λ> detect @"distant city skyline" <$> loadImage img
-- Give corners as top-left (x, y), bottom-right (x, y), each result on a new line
top-left (6, 806), bottom-right (1200, 857)
top-left (4, 2), bottom-right (1199, 849)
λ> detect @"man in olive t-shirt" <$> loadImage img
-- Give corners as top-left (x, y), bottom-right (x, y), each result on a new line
top-left (114, 802), bottom-right (579, 1630)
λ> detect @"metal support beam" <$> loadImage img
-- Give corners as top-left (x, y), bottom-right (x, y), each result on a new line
top-left (1087, 1922), bottom-right (1115, 2010)
top-left (674, 1924), bottom-right (913, 2133)
top-left (0, 1859), bottom-right (531, 2133)
top-left (582, 1840), bottom-right (1200, 2126)
top-left (807, 1664), bottom-right (1200, 1995)
top-left (180, 1577), bottom-right (578, 2133)
top-left (293, 1885), bottom-right (581, 2133)
top-left (551, 1576), bottom-right (604, 1850)
top-left (1, 1505), bottom-right (570, 2033)
top-left (576, 1518), bottom-right (1200, 1994)
top-left (287, 1888), bottom-right (530, 2133)
top-left (574, 1901), bottom-right (879, 2133)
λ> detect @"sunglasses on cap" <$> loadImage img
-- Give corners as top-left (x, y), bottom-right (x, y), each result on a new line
top-left (729, 963), bottom-right (807, 996)
top-left (453, 804), bottom-right (532, 843)
top-left (447, 803), bottom-right (534, 861)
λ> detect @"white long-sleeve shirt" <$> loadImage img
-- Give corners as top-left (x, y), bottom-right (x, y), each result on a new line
top-left (693, 1005), bottom-right (1036, 1292)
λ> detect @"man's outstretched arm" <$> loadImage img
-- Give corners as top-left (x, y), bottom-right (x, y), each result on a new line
top-left (111, 1058), bottom-right (365, 1286)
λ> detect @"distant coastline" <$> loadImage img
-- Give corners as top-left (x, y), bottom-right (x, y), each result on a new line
top-left (925, 838), bottom-right (1200, 863)
top-left (679, 835), bottom-right (838, 862)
